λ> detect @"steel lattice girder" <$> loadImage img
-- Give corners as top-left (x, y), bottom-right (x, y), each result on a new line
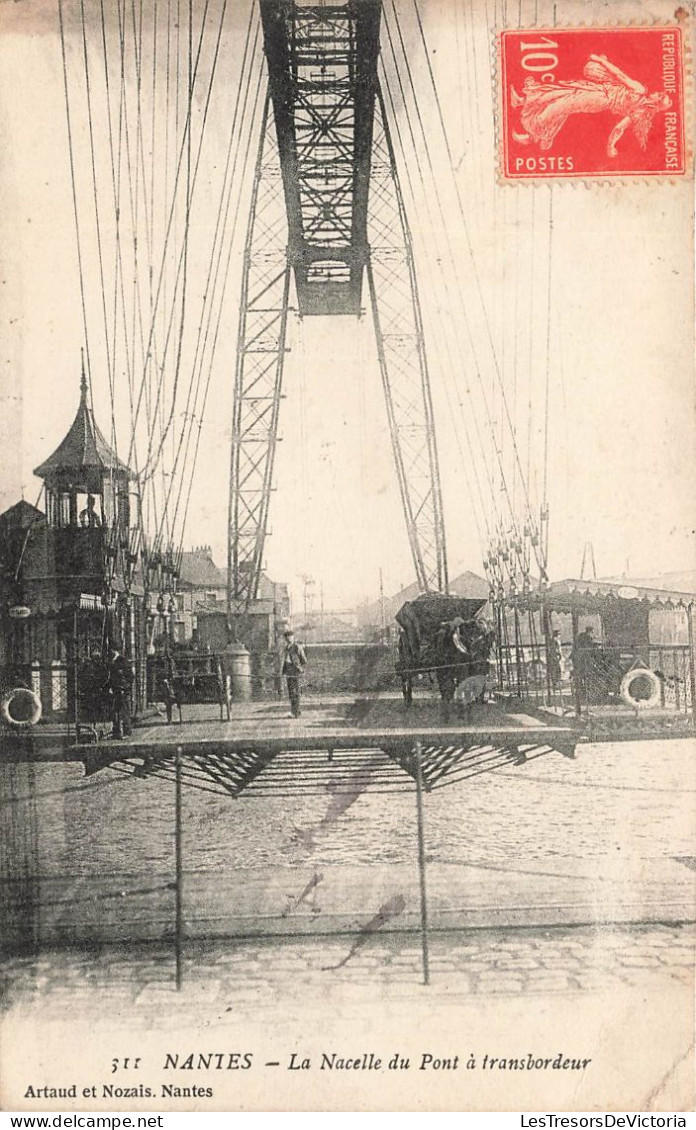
top-left (367, 85), bottom-right (448, 593)
top-left (259, 0), bottom-right (382, 315)
top-left (228, 2), bottom-right (447, 607)
top-left (228, 95), bottom-right (291, 613)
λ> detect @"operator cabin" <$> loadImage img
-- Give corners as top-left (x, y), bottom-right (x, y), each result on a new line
top-left (0, 364), bottom-right (145, 721)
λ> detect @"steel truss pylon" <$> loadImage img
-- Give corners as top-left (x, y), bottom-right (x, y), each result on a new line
top-left (228, 93), bottom-right (291, 617)
top-left (228, 82), bottom-right (448, 615)
top-left (366, 83), bottom-right (447, 594)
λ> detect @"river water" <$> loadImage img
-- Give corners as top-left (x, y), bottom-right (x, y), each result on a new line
top-left (2, 736), bottom-right (694, 948)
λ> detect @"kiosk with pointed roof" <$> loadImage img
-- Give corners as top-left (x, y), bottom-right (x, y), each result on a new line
top-left (34, 357), bottom-right (135, 535)
top-left (0, 362), bottom-right (146, 723)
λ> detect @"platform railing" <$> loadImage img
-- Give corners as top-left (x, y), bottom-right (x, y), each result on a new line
top-left (575, 644), bottom-right (694, 716)
top-left (496, 642), bottom-right (695, 719)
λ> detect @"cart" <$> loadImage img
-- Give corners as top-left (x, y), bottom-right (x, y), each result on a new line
top-left (395, 592), bottom-right (493, 711)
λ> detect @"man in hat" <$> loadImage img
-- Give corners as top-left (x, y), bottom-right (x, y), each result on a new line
top-left (571, 625), bottom-right (597, 702)
top-left (282, 629), bottom-right (307, 718)
top-left (107, 646), bottom-right (133, 738)
top-left (548, 628), bottom-right (565, 688)
top-left (79, 494), bottom-right (101, 527)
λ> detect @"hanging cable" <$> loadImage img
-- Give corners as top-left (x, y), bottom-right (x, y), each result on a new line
top-left (384, 5), bottom-right (521, 549)
top-left (58, 0), bottom-right (95, 405)
top-left (408, 0), bottom-right (544, 573)
top-left (378, 57), bottom-right (491, 550)
top-left (167, 7), bottom-right (262, 555)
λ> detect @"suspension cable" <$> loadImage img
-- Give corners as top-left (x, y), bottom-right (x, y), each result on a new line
top-left (378, 55), bottom-right (491, 549)
top-left (408, 0), bottom-right (543, 569)
top-left (58, 0), bottom-right (95, 409)
top-left (385, 5), bottom-right (521, 548)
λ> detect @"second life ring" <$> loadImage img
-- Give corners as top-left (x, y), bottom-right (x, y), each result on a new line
top-left (0, 687), bottom-right (42, 729)
top-left (620, 667), bottom-right (662, 711)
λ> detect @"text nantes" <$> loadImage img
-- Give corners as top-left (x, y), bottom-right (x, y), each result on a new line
top-left (163, 1053), bottom-right (252, 1070)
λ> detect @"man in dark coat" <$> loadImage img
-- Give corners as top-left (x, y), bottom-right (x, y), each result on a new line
top-left (571, 626), bottom-right (597, 702)
top-left (107, 646), bottom-right (133, 738)
top-left (282, 629), bottom-right (307, 718)
top-left (548, 629), bottom-right (564, 687)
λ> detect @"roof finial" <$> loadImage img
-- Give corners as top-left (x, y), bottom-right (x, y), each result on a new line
top-left (80, 348), bottom-right (88, 406)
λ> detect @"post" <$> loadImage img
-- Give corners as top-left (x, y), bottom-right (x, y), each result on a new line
top-left (542, 603), bottom-right (553, 707)
top-left (379, 568), bottom-right (386, 641)
top-left (494, 600), bottom-right (504, 688)
top-left (414, 741), bottom-right (430, 986)
top-left (175, 745), bottom-right (183, 989)
top-left (571, 610), bottom-right (582, 718)
top-left (72, 609), bottom-right (80, 742)
top-left (513, 608), bottom-right (524, 698)
top-left (320, 582), bottom-right (325, 643)
top-left (688, 604), bottom-right (696, 730)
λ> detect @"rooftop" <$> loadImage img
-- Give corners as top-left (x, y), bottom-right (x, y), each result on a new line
top-left (179, 546), bottom-right (289, 603)
top-left (33, 364), bottom-right (133, 481)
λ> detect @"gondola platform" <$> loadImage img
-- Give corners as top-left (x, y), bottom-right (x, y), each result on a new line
top-left (2, 695), bottom-right (582, 788)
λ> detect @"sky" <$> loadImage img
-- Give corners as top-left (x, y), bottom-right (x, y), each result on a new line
top-left (0, 0), bottom-right (694, 614)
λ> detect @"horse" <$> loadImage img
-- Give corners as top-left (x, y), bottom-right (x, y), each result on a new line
top-left (398, 616), bottom-right (495, 717)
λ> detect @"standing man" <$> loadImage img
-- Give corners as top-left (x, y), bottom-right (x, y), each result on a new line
top-left (107, 646), bottom-right (133, 739)
top-left (282, 628), bottom-right (307, 718)
top-left (79, 495), bottom-right (102, 527)
top-left (548, 628), bottom-right (565, 688)
top-left (571, 625), bottom-right (597, 703)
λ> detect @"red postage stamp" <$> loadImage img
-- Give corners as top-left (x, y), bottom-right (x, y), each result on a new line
top-left (499, 26), bottom-right (686, 179)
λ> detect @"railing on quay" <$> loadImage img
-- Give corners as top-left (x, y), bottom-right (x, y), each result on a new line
top-left (496, 641), bottom-right (695, 720)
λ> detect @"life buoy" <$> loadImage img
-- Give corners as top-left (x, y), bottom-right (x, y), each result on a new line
top-left (1, 687), bottom-right (42, 728)
top-left (620, 667), bottom-right (662, 711)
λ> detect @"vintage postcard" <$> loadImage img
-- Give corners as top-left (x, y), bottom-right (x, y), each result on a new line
top-left (1, 0), bottom-right (694, 1115)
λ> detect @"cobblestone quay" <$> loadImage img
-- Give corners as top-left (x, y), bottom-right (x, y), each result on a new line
top-left (2, 727), bottom-right (694, 1111)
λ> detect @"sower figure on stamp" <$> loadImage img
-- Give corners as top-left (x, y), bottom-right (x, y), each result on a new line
top-left (282, 629), bottom-right (307, 718)
top-left (107, 646), bottom-right (133, 739)
top-left (511, 54), bottom-right (671, 156)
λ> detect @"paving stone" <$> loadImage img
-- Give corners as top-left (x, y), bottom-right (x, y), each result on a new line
top-left (3, 922), bottom-right (695, 1010)
top-left (526, 972), bottom-right (576, 987)
top-left (616, 954), bottom-right (662, 967)
top-left (490, 957), bottom-right (541, 970)
top-left (664, 967), bottom-right (694, 983)
top-left (435, 975), bottom-right (472, 992)
top-left (570, 972), bottom-right (622, 991)
top-left (484, 942), bottom-right (531, 953)
top-left (472, 978), bottom-right (524, 994)
top-left (537, 958), bottom-right (583, 972)
top-left (657, 949), bottom-right (695, 965)
top-left (134, 984), bottom-right (181, 1004)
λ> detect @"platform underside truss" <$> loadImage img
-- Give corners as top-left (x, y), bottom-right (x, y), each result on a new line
top-left (86, 738), bottom-right (569, 799)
